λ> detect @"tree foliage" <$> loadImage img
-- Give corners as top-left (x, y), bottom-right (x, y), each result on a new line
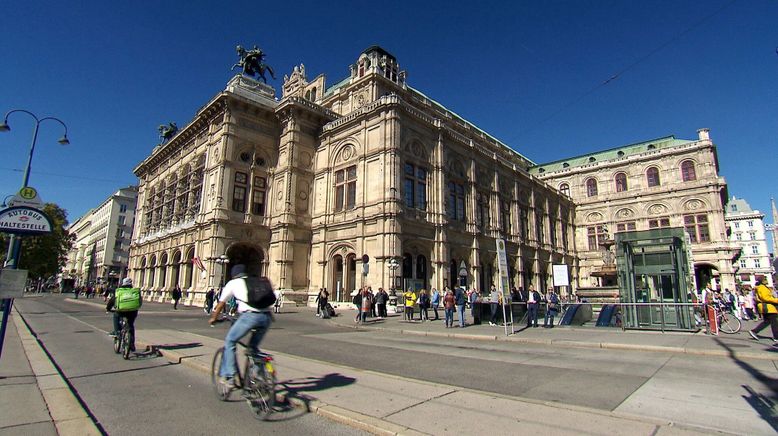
top-left (0, 203), bottom-right (74, 280)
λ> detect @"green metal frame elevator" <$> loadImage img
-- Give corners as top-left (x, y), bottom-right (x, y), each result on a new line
top-left (615, 228), bottom-right (696, 332)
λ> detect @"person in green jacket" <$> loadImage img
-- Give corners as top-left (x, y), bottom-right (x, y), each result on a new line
top-left (107, 278), bottom-right (142, 351)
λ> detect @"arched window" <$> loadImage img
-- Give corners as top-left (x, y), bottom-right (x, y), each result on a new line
top-left (159, 253), bottom-right (168, 289)
top-left (559, 183), bottom-right (570, 197)
top-left (681, 161), bottom-right (697, 182)
top-left (646, 167), bottom-right (661, 187)
top-left (586, 178), bottom-right (598, 197)
top-left (139, 257), bottom-right (147, 288)
top-left (615, 173), bottom-right (628, 192)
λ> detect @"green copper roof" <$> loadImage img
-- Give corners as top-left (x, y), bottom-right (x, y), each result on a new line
top-left (528, 135), bottom-right (694, 174)
top-left (323, 76), bottom-right (350, 98)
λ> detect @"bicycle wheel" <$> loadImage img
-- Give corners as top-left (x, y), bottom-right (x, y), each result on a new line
top-left (211, 348), bottom-right (231, 401)
top-left (718, 314), bottom-right (741, 334)
top-left (246, 356), bottom-right (276, 420)
top-left (113, 334), bottom-right (121, 354)
top-left (121, 328), bottom-right (131, 360)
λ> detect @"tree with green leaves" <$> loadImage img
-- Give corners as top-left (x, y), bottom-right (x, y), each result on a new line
top-left (0, 203), bottom-right (74, 280)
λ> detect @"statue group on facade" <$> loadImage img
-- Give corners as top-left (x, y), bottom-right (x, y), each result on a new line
top-left (158, 122), bottom-right (178, 144)
top-left (233, 45), bottom-right (275, 83)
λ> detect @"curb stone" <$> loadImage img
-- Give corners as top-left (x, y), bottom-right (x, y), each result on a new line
top-left (326, 317), bottom-right (778, 361)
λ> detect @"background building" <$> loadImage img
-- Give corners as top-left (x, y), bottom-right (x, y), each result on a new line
top-left (531, 129), bottom-right (740, 292)
top-left (62, 186), bottom-right (138, 288)
top-left (725, 196), bottom-right (774, 287)
top-left (128, 46), bottom-right (738, 307)
top-left (129, 47), bottom-right (576, 306)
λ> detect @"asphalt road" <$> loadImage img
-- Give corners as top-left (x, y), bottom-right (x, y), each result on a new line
top-left (14, 294), bottom-right (778, 434)
top-left (12, 295), bottom-right (367, 436)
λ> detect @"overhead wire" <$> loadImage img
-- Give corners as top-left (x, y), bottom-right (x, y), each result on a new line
top-left (510, 0), bottom-right (738, 144)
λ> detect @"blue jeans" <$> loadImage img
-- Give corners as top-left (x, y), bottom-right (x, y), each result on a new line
top-left (444, 308), bottom-right (454, 326)
top-left (456, 305), bottom-right (466, 327)
top-left (220, 311), bottom-right (272, 378)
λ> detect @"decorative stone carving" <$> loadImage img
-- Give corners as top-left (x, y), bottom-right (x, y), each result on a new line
top-left (299, 151), bottom-right (313, 168)
top-left (617, 208), bottom-right (634, 218)
top-left (341, 146), bottom-right (354, 162)
top-left (587, 212), bottom-right (603, 222)
top-left (648, 204), bottom-right (667, 215)
top-left (684, 199), bottom-right (703, 211)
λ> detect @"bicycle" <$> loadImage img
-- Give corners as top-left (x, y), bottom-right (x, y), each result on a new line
top-left (716, 307), bottom-right (742, 334)
top-left (112, 315), bottom-right (132, 360)
top-left (210, 315), bottom-right (276, 420)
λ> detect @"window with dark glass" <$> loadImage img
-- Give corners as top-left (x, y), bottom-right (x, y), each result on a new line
top-left (616, 222), bottom-right (636, 232)
top-left (559, 183), bottom-right (570, 197)
top-left (615, 173), bottom-right (628, 192)
top-left (477, 192), bottom-right (490, 229)
top-left (587, 225), bottom-right (607, 250)
top-left (447, 182), bottom-right (466, 222)
top-left (586, 178), bottom-right (598, 197)
top-left (561, 221), bottom-right (569, 250)
top-left (335, 165), bottom-right (357, 211)
top-left (252, 176), bottom-right (266, 215)
top-left (648, 218), bottom-right (671, 229)
top-left (535, 210), bottom-right (544, 244)
top-left (500, 200), bottom-right (511, 235)
top-left (549, 214), bottom-right (557, 246)
top-left (646, 167), bottom-right (661, 187)
top-left (519, 206), bottom-right (529, 239)
top-left (404, 163), bottom-right (427, 210)
top-left (681, 161), bottom-right (697, 182)
top-left (232, 171), bottom-right (248, 212)
top-left (684, 214), bottom-right (709, 243)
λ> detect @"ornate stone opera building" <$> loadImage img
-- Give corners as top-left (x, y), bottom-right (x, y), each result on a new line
top-left (128, 46), bottom-right (736, 305)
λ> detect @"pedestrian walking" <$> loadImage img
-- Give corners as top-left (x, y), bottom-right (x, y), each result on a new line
top-left (204, 288), bottom-right (215, 314)
top-left (315, 288), bottom-right (329, 317)
top-left (749, 277), bottom-right (778, 344)
top-left (352, 289), bottom-right (363, 323)
top-left (455, 287), bottom-right (467, 327)
top-left (418, 289), bottom-right (430, 321)
top-left (359, 288), bottom-right (372, 324)
top-left (743, 288), bottom-right (756, 320)
top-left (375, 288), bottom-right (388, 318)
top-left (443, 289), bottom-right (456, 328)
top-left (430, 288), bottom-right (440, 320)
top-left (489, 285), bottom-right (500, 326)
top-left (403, 288), bottom-right (417, 321)
top-left (469, 288), bottom-right (480, 324)
top-left (544, 288), bottom-right (559, 328)
top-left (172, 285), bottom-right (182, 310)
top-left (526, 285), bottom-right (540, 328)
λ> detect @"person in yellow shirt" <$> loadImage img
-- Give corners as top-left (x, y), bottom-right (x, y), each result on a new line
top-left (748, 276), bottom-right (778, 344)
top-left (403, 288), bottom-right (417, 322)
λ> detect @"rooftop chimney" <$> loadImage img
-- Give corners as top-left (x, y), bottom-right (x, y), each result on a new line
top-left (697, 128), bottom-right (710, 141)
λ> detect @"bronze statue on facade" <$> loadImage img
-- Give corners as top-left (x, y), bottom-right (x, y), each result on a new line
top-left (233, 45), bottom-right (276, 83)
top-left (158, 122), bottom-right (178, 144)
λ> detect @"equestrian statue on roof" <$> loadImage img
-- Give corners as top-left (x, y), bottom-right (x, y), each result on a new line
top-left (233, 45), bottom-right (276, 83)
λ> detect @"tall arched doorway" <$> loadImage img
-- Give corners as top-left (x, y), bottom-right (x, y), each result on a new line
top-left (224, 243), bottom-right (266, 281)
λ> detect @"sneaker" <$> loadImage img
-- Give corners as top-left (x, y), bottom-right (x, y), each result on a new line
top-left (748, 330), bottom-right (759, 341)
top-left (219, 377), bottom-right (237, 390)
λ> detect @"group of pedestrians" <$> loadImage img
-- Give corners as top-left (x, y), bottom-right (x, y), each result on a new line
top-left (350, 287), bottom-right (390, 323)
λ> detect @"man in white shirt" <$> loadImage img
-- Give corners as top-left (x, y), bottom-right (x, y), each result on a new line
top-left (209, 264), bottom-right (272, 388)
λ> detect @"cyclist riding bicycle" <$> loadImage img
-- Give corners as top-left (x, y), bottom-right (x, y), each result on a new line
top-left (107, 277), bottom-right (142, 351)
top-left (209, 264), bottom-right (273, 389)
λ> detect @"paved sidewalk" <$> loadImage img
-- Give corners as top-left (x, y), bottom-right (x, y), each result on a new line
top-left (0, 307), bottom-right (101, 436)
top-left (325, 306), bottom-right (778, 361)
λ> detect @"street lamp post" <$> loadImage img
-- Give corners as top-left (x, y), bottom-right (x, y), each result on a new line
top-left (214, 255), bottom-right (229, 289)
top-left (0, 109), bottom-right (69, 359)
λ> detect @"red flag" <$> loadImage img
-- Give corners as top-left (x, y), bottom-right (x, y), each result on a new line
top-left (192, 256), bottom-right (206, 272)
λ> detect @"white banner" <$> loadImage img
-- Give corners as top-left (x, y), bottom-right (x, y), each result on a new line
top-left (552, 264), bottom-right (569, 287)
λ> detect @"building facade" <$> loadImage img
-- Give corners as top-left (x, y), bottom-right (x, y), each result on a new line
top-left (530, 130), bottom-right (740, 292)
top-left (128, 47), bottom-right (577, 305)
top-left (725, 196), bottom-right (774, 287)
top-left (62, 186), bottom-right (138, 288)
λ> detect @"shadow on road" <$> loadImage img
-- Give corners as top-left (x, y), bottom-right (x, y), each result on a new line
top-left (715, 338), bottom-right (778, 431)
top-left (276, 372), bottom-right (357, 412)
top-left (149, 342), bottom-right (203, 351)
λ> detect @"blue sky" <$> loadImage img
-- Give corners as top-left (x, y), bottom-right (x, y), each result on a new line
top-left (2, 1), bottom-right (777, 242)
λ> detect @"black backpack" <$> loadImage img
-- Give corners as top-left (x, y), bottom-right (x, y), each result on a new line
top-left (243, 276), bottom-right (276, 309)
